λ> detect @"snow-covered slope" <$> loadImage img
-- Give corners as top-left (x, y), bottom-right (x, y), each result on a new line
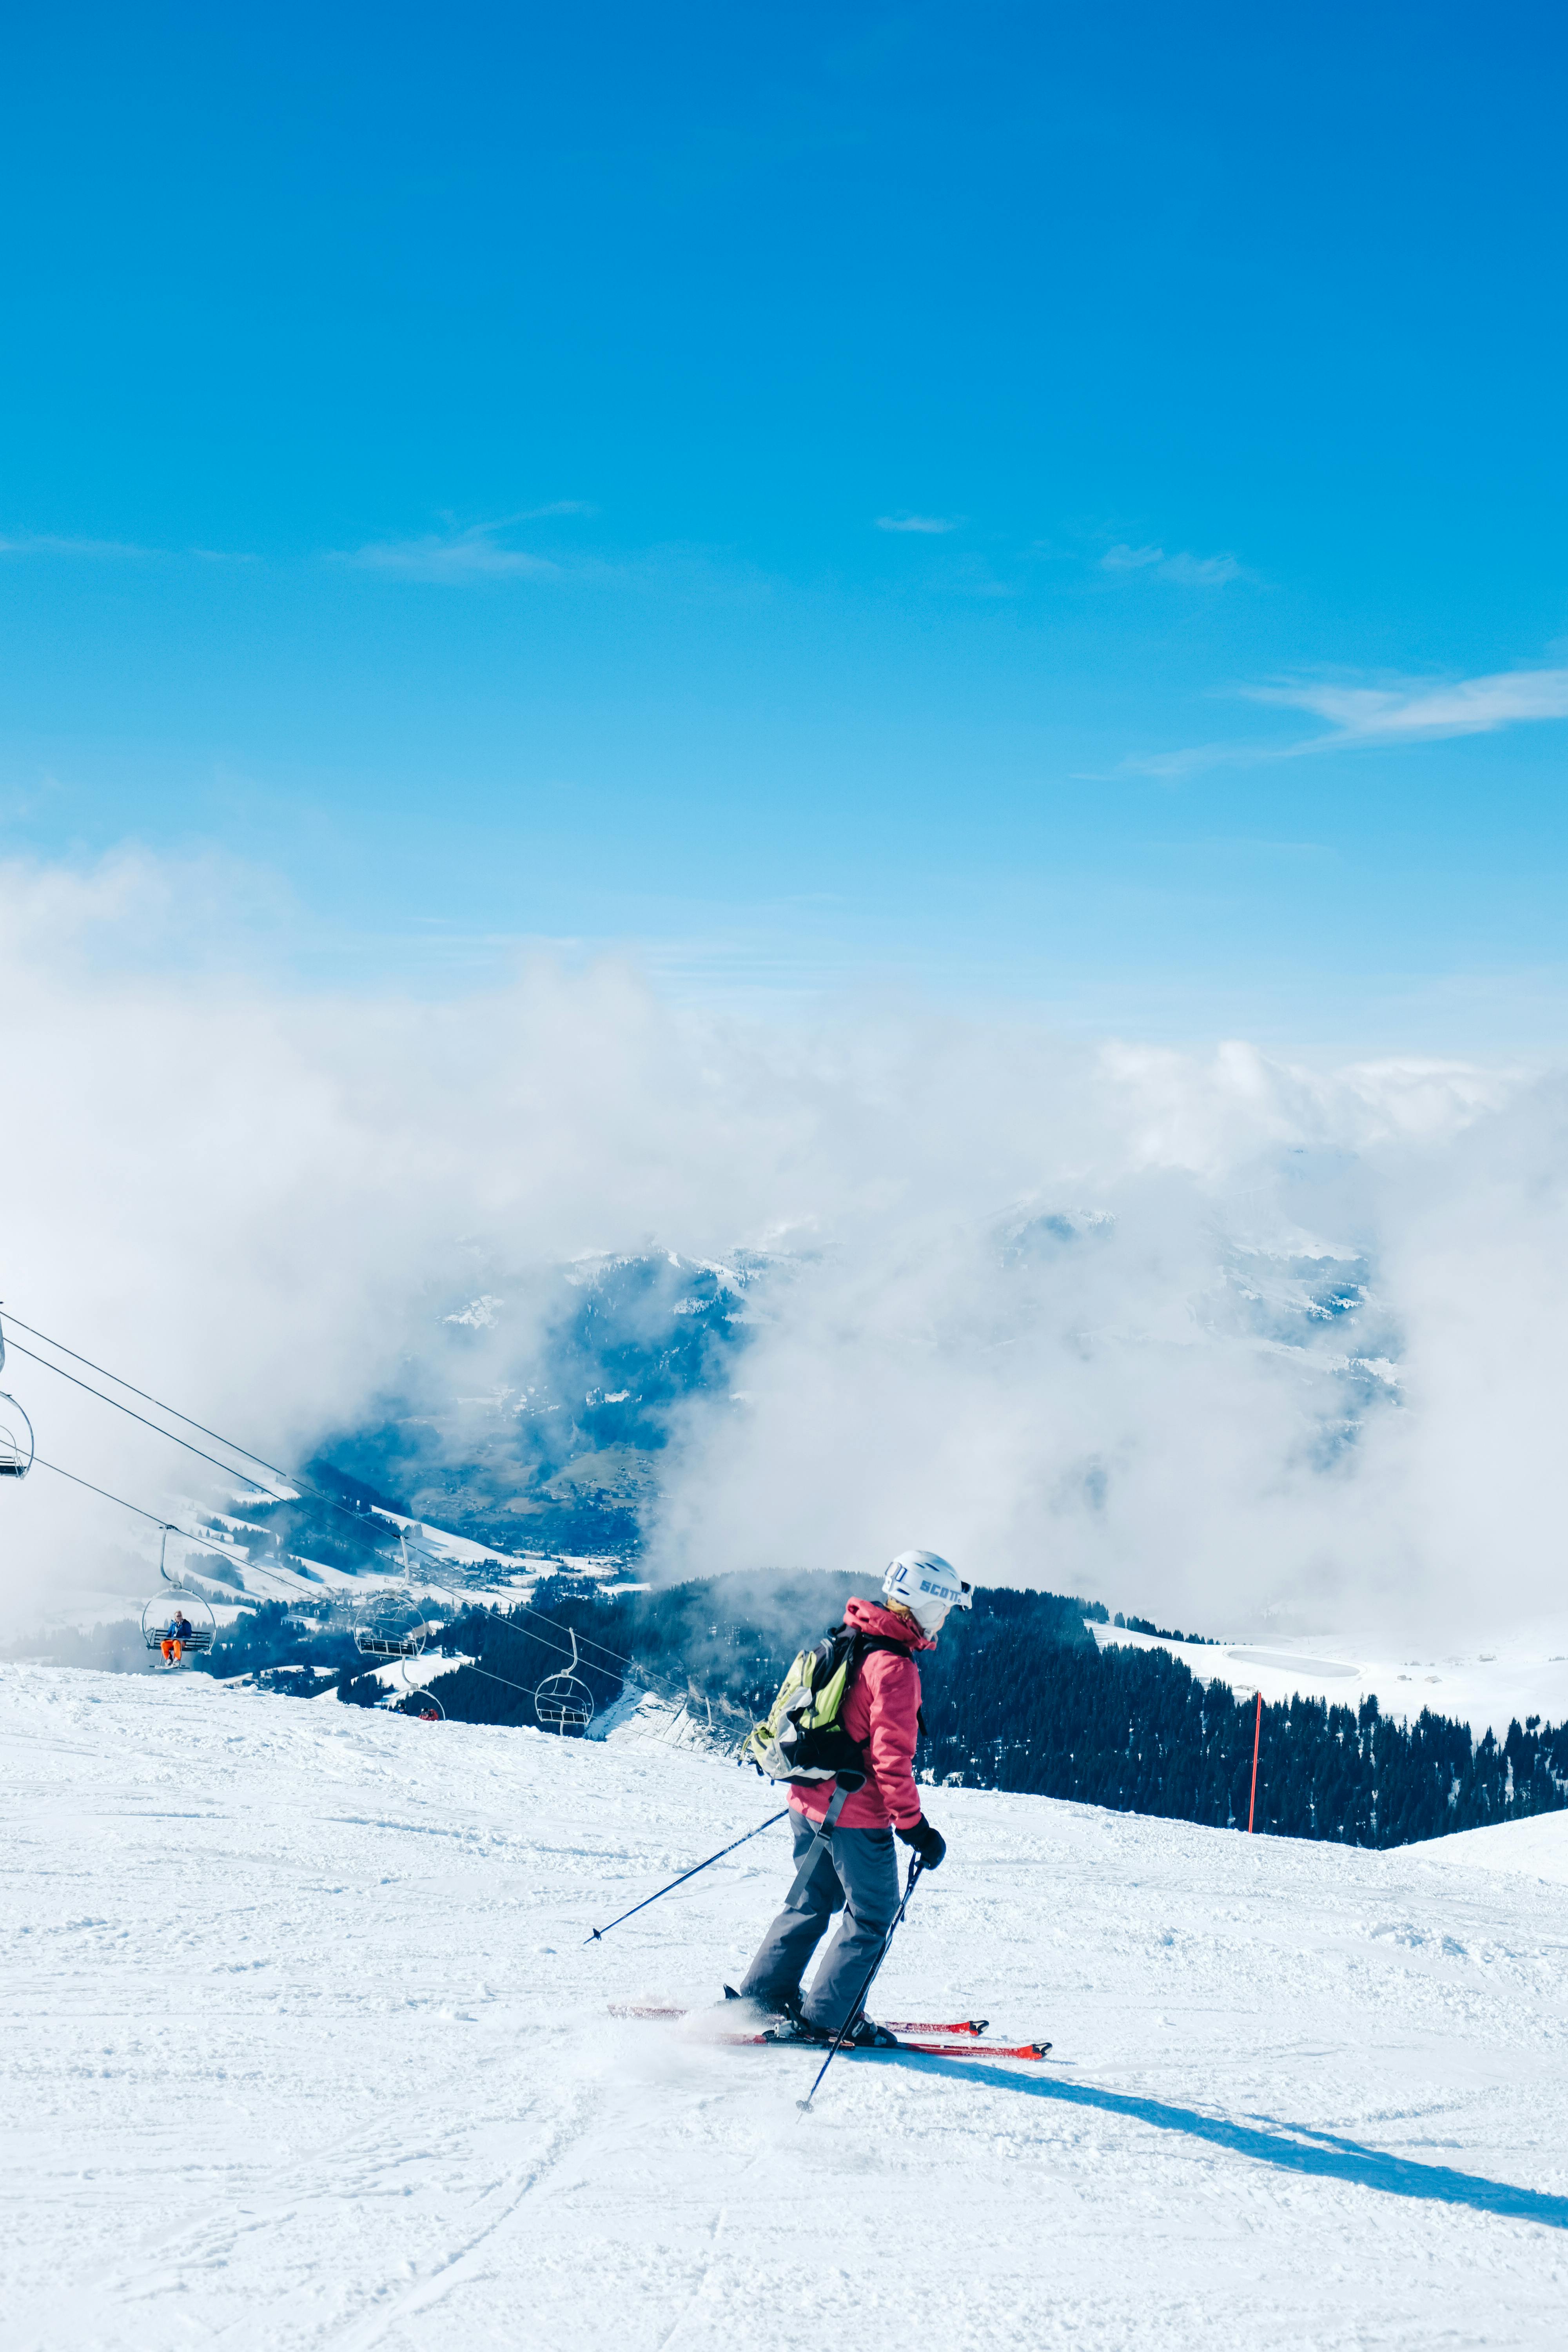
top-left (1094, 1617), bottom-right (1568, 1739)
top-left (1423, 1809), bottom-right (1568, 1885)
top-left (5, 1666), bottom-right (1567, 2350)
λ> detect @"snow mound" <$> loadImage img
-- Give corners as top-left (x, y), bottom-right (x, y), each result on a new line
top-left (1420, 1808), bottom-right (1568, 1884)
top-left (4, 1664), bottom-right (1568, 2350)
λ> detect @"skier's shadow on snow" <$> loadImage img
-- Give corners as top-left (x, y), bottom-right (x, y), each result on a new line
top-left (898, 2057), bottom-right (1568, 2231)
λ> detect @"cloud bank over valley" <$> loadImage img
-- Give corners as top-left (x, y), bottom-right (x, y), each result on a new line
top-left (2, 853), bottom-right (1564, 1646)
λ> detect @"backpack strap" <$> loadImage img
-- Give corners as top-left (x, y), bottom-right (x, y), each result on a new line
top-left (784, 1780), bottom-right (852, 1907)
top-left (821, 1622), bottom-right (910, 1665)
top-left (781, 1630), bottom-right (922, 1906)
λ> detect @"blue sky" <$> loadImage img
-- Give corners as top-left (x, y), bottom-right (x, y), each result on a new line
top-left (4, 2), bottom-right (1566, 1043)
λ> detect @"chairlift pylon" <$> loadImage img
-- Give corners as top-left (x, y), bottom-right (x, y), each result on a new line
top-left (535, 1625), bottom-right (594, 1735)
top-left (688, 1676), bottom-right (715, 1735)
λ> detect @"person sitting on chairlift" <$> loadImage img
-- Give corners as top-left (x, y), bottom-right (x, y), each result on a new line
top-left (162, 1609), bottom-right (193, 1666)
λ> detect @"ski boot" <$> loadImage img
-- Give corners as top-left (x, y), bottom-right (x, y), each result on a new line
top-left (723, 1983), bottom-right (802, 2031)
top-left (762, 2007), bottom-right (900, 2049)
top-left (838, 2014), bottom-right (900, 2048)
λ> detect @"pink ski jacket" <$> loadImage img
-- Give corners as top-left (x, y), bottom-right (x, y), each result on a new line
top-left (788, 1595), bottom-right (933, 1832)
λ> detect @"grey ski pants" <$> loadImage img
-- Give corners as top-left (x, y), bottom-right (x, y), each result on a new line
top-left (737, 1809), bottom-right (900, 2031)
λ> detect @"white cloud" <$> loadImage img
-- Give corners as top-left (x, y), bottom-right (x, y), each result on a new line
top-left (0, 533), bottom-right (260, 564)
top-left (1160, 550), bottom-right (1242, 586)
top-left (1245, 668), bottom-right (1568, 746)
top-left (341, 519), bottom-right (561, 582)
top-left (875, 513), bottom-right (958, 534)
top-left (0, 532), bottom-right (155, 558)
top-left (1122, 662), bottom-right (1568, 780)
top-left (2, 508), bottom-right (590, 577)
top-left (5, 849), bottom-right (1568, 1650)
top-left (1100, 543), bottom-right (1241, 584)
top-left (1116, 740), bottom-right (1251, 782)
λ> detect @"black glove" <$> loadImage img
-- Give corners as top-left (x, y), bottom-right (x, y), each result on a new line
top-left (897, 1815), bottom-right (946, 1870)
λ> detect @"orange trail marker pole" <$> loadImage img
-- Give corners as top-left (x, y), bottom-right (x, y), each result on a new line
top-left (1247, 1689), bottom-right (1263, 1833)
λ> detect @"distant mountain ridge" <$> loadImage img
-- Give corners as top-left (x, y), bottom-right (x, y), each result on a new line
top-left (319, 1248), bottom-right (767, 1556)
top-left (314, 1218), bottom-right (1401, 1560)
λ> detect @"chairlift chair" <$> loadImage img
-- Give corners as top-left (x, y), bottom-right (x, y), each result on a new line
top-left (141, 1590), bottom-right (217, 1663)
top-left (394, 1684), bottom-right (445, 1722)
top-left (0, 1314), bottom-right (33, 1479)
top-left (140, 1528), bottom-right (218, 1662)
top-left (0, 1392), bottom-right (32, 1478)
top-left (353, 1593), bottom-right (428, 1660)
top-left (535, 1626), bottom-right (594, 1734)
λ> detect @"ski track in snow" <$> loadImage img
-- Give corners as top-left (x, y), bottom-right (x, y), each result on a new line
top-left (4, 1667), bottom-right (1568, 2350)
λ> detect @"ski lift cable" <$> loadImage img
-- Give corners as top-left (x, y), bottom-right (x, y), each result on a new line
top-left (345, 1577), bottom-right (617, 1720)
top-left (388, 1515), bottom-right (731, 1722)
top-left (33, 1455), bottom-right (260, 1559)
top-left (9, 1333), bottom-right (532, 1632)
top-left (456, 1588), bottom-right (753, 1724)
top-left (0, 1334), bottom-right (393, 1617)
top-left (13, 1311), bottom-right (733, 1720)
top-left (451, 1654), bottom-right (555, 1707)
top-left (409, 1565), bottom-right (678, 1711)
top-left (3, 1325), bottom-right (611, 1642)
top-left (31, 1444), bottom-right (700, 1725)
top-left (38, 1452), bottom-right (726, 1734)
top-left (400, 1635), bottom-right (706, 1740)
top-left (31, 1456), bottom-right (338, 1598)
top-left (343, 1584), bottom-right (606, 1714)
top-left (3, 1315), bottom-right (661, 1677)
top-left (26, 1355), bottom-right (685, 1699)
top-left (35, 1467), bottom-right (544, 1700)
top-left (2, 1320), bottom-right (451, 1566)
top-left (2, 1312), bottom-right (305, 1482)
top-left (29, 1410), bottom-right (693, 1708)
top-left (20, 1345), bottom-right (695, 1699)
top-left (6, 1338), bottom-right (298, 1505)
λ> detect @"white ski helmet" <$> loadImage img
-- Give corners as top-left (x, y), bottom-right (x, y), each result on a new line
top-left (882, 1549), bottom-right (973, 1635)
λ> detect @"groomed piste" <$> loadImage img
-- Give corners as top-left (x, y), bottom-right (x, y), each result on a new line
top-left (5, 1663), bottom-right (1567, 2350)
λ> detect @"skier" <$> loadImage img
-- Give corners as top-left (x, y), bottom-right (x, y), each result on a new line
top-left (733, 1550), bottom-right (970, 2046)
top-left (161, 1608), bottom-right (192, 1665)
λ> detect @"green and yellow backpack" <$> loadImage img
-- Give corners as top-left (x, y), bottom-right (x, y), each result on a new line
top-left (747, 1621), bottom-right (911, 1787)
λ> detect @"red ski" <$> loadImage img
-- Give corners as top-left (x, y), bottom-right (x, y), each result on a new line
top-left (608, 2005), bottom-right (1048, 2058)
top-left (742, 2029), bottom-right (1049, 2059)
top-left (884, 2018), bottom-right (989, 2036)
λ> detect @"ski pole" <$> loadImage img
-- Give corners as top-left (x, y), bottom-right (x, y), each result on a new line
top-left (584, 1809), bottom-right (789, 1944)
top-left (797, 1855), bottom-right (924, 2114)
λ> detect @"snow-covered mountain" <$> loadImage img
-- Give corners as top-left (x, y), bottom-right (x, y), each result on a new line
top-left (319, 1248), bottom-right (768, 1556)
top-left (316, 1214), bottom-right (1404, 1566)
